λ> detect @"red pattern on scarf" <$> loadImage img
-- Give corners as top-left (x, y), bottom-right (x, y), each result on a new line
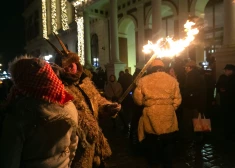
top-left (10, 59), bottom-right (73, 105)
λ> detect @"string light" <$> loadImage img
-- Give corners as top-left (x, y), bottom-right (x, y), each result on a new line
top-left (42, 0), bottom-right (48, 39)
top-left (75, 8), bottom-right (85, 65)
top-left (51, 0), bottom-right (58, 34)
top-left (61, 0), bottom-right (69, 30)
top-left (72, 1), bottom-right (82, 7)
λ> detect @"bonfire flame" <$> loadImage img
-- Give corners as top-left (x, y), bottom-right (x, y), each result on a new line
top-left (143, 20), bottom-right (199, 58)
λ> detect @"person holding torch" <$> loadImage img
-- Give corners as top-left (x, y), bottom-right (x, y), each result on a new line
top-left (133, 58), bottom-right (182, 168)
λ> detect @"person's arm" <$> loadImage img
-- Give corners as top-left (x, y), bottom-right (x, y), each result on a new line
top-left (0, 114), bottom-right (24, 168)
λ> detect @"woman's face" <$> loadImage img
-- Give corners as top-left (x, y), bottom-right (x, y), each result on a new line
top-left (64, 63), bottom-right (77, 74)
top-left (109, 75), bottom-right (115, 82)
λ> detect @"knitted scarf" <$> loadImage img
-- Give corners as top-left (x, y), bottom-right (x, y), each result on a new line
top-left (8, 57), bottom-right (73, 105)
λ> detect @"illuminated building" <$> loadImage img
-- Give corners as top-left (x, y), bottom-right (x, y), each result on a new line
top-left (23, 0), bottom-right (235, 79)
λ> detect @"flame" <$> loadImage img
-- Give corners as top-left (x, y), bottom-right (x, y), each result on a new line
top-left (143, 20), bottom-right (199, 58)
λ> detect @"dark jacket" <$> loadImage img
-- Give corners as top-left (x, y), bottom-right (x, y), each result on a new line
top-left (183, 68), bottom-right (206, 112)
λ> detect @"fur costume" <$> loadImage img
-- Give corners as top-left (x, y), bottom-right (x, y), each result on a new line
top-left (133, 71), bottom-right (182, 142)
top-left (47, 34), bottom-right (116, 168)
top-left (55, 68), bottom-right (112, 168)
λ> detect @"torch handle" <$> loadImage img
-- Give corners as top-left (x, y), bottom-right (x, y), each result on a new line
top-left (118, 54), bottom-right (157, 104)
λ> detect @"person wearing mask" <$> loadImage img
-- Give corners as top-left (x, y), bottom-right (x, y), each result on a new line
top-left (46, 34), bottom-right (121, 168)
top-left (133, 59), bottom-right (182, 168)
top-left (0, 57), bottom-right (80, 168)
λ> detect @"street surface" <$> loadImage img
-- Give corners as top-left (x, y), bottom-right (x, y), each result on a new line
top-left (99, 108), bottom-right (235, 168)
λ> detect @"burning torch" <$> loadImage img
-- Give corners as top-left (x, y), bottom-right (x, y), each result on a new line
top-left (117, 20), bottom-right (199, 105)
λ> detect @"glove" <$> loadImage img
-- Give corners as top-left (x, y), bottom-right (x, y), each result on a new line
top-left (104, 103), bottom-right (121, 117)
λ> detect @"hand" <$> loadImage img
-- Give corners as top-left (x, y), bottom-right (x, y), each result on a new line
top-left (105, 103), bottom-right (121, 116)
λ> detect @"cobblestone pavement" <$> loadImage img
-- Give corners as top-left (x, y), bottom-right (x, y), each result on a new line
top-left (99, 111), bottom-right (235, 168)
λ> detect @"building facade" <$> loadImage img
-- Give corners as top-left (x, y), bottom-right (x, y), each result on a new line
top-left (23, 0), bottom-right (235, 79)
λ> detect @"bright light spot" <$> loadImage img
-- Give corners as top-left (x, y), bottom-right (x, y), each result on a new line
top-left (143, 20), bottom-right (199, 58)
top-left (44, 55), bottom-right (53, 61)
top-left (73, 1), bottom-right (82, 7)
top-left (3, 71), bottom-right (7, 75)
top-left (0, 64), bottom-right (2, 66)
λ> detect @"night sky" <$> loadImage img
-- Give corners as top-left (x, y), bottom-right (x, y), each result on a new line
top-left (0, 0), bottom-right (25, 71)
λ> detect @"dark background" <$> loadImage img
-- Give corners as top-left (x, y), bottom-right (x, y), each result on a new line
top-left (0, 0), bottom-right (25, 71)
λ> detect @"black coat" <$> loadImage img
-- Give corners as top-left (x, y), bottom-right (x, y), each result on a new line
top-left (183, 68), bottom-right (206, 112)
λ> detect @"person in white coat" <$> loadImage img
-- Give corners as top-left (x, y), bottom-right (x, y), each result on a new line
top-left (133, 59), bottom-right (182, 168)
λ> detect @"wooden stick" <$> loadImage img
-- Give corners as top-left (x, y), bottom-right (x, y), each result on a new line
top-left (118, 54), bottom-right (157, 103)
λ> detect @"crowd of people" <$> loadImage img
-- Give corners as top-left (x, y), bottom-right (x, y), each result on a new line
top-left (0, 35), bottom-right (235, 168)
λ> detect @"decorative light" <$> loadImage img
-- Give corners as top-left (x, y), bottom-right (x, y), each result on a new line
top-left (75, 8), bottom-right (85, 65)
top-left (61, 0), bottom-right (69, 30)
top-left (72, 0), bottom-right (92, 7)
top-left (42, 0), bottom-right (48, 39)
top-left (93, 58), bottom-right (99, 67)
top-left (51, 0), bottom-right (58, 34)
top-left (44, 54), bottom-right (53, 62)
top-left (72, 1), bottom-right (82, 7)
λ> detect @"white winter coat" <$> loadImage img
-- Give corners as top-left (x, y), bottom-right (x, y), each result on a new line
top-left (133, 72), bottom-right (182, 141)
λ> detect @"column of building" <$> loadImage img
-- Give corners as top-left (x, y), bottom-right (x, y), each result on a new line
top-left (223, 0), bottom-right (235, 46)
top-left (178, 0), bottom-right (188, 38)
top-left (83, 11), bottom-right (92, 66)
top-left (136, 4), bottom-right (145, 69)
top-left (110, 0), bottom-right (120, 63)
top-left (215, 0), bottom-right (235, 79)
top-left (151, 0), bottom-right (162, 41)
top-left (177, 0), bottom-right (190, 60)
top-left (106, 0), bottom-right (126, 79)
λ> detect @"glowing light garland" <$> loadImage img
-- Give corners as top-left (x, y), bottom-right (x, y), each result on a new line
top-left (61, 0), bottom-right (69, 30)
top-left (42, 0), bottom-right (48, 39)
top-left (51, 0), bottom-right (58, 34)
top-left (72, 0), bottom-right (91, 7)
top-left (72, 0), bottom-right (82, 7)
top-left (75, 9), bottom-right (85, 65)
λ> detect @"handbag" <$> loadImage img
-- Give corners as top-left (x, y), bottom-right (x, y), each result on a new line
top-left (192, 113), bottom-right (211, 132)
